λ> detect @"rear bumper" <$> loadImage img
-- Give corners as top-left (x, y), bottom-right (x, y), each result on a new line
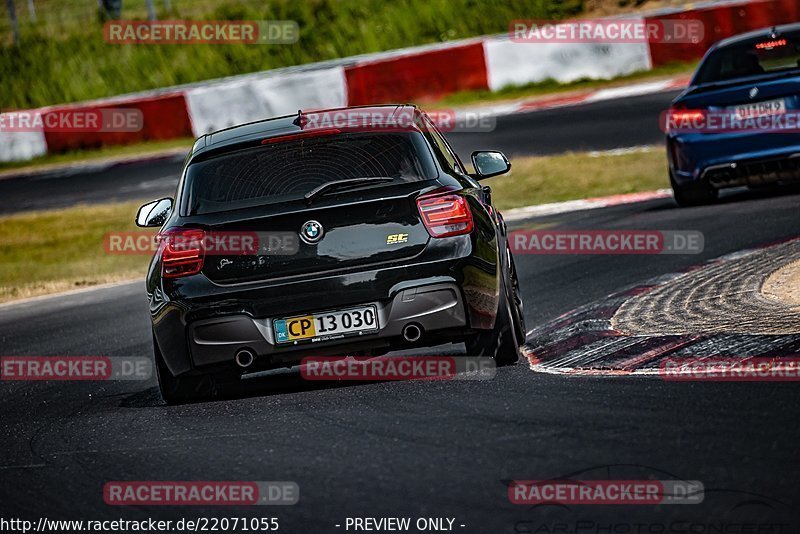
top-left (149, 235), bottom-right (501, 376)
top-left (189, 282), bottom-right (467, 368)
top-left (667, 133), bottom-right (800, 189)
top-left (700, 153), bottom-right (800, 189)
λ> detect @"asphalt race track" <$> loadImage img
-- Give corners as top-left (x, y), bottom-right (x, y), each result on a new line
top-left (3, 181), bottom-right (800, 530)
top-left (0, 89), bottom-right (680, 215)
top-left (3, 83), bottom-right (800, 531)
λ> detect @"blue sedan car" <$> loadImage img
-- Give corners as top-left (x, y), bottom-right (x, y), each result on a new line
top-left (667, 23), bottom-right (800, 206)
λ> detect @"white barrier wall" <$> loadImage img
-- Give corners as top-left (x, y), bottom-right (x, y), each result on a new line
top-left (483, 20), bottom-right (653, 91)
top-left (0, 120), bottom-right (48, 162)
top-left (185, 67), bottom-right (348, 136)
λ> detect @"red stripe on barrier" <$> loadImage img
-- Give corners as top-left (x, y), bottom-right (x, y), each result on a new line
top-left (345, 42), bottom-right (488, 106)
top-left (43, 93), bottom-right (192, 153)
top-left (647, 0), bottom-right (800, 67)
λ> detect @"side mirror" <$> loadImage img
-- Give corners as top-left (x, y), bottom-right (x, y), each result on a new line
top-left (471, 151), bottom-right (511, 180)
top-left (135, 197), bottom-right (173, 228)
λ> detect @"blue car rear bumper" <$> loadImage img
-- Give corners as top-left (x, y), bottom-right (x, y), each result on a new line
top-left (668, 132), bottom-right (800, 188)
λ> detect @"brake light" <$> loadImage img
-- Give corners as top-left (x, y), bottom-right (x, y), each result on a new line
top-left (417, 192), bottom-right (473, 237)
top-left (756, 39), bottom-right (786, 50)
top-left (669, 109), bottom-right (705, 121)
top-left (261, 128), bottom-right (341, 144)
top-left (665, 108), bottom-right (705, 132)
top-left (160, 228), bottom-right (205, 278)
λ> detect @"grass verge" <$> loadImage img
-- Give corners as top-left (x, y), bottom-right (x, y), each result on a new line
top-left (0, 201), bottom-right (151, 303)
top-left (0, 147), bottom-right (666, 303)
top-left (486, 147), bottom-right (667, 210)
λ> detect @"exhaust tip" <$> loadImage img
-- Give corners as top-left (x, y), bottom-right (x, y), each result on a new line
top-left (235, 348), bottom-right (255, 368)
top-left (402, 323), bottom-right (423, 343)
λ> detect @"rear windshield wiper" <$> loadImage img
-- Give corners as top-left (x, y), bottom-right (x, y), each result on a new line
top-left (304, 177), bottom-right (395, 204)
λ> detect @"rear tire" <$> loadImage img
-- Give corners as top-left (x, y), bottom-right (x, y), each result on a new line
top-left (671, 172), bottom-right (717, 207)
top-left (153, 334), bottom-right (236, 404)
top-left (507, 248), bottom-right (526, 344)
top-left (466, 255), bottom-right (522, 366)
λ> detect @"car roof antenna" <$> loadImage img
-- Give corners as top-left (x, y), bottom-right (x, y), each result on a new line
top-left (293, 109), bottom-right (309, 128)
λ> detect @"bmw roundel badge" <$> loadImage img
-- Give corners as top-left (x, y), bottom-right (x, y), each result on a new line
top-left (300, 220), bottom-right (324, 244)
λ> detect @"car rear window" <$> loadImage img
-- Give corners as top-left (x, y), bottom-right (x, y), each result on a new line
top-left (695, 31), bottom-right (800, 85)
top-left (184, 132), bottom-right (438, 215)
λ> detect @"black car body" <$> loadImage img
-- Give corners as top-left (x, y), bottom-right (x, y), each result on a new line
top-left (136, 105), bottom-right (525, 403)
top-left (666, 23), bottom-right (800, 206)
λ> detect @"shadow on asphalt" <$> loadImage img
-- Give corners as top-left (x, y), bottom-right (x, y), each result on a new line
top-left (117, 343), bottom-right (505, 408)
top-left (117, 374), bottom-right (360, 408)
top-left (646, 184), bottom-right (800, 213)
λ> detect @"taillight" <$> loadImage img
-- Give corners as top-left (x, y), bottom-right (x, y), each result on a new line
top-left (261, 128), bottom-right (341, 144)
top-left (416, 192), bottom-right (473, 238)
top-left (160, 228), bottom-right (205, 278)
top-left (665, 107), bottom-right (705, 133)
top-left (669, 109), bottom-right (705, 121)
top-left (756, 38), bottom-right (786, 50)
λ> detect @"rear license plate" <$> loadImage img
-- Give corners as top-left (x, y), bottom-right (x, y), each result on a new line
top-left (730, 98), bottom-right (787, 119)
top-left (273, 305), bottom-right (379, 344)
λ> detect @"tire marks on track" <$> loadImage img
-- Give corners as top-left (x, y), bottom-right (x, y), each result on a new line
top-left (523, 239), bottom-right (800, 376)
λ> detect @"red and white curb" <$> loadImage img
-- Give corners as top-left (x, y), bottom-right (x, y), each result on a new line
top-left (503, 188), bottom-right (673, 222)
top-left (521, 239), bottom-right (800, 378)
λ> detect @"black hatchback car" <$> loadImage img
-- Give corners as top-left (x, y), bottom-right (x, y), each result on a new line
top-left (136, 105), bottom-right (525, 403)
